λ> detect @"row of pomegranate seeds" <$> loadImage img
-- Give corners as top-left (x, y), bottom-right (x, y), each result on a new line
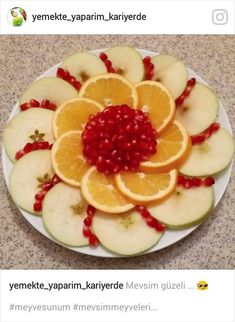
top-left (20, 99), bottom-right (57, 112)
top-left (191, 123), bottom-right (220, 145)
top-left (82, 205), bottom-right (99, 246)
top-left (177, 175), bottom-right (215, 189)
top-left (99, 53), bottom-right (115, 73)
top-left (82, 105), bottom-right (157, 174)
top-left (15, 141), bottom-right (52, 160)
top-left (175, 78), bottom-right (196, 105)
top-left (34, 174), bottom-right (61, 211)
top-left (136, 205), bottom-right (166, 232)
top-left (57, 67), bottom-right (82, 91)
top-left (143, 56), bottom-right (154, 80)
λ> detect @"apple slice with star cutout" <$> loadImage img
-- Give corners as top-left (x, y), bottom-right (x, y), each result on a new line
top-left (60, 52), bottom-right (107, 84)
top-left (180, 128), bottom-right (234, 177)
top-left (151, 54), bottom-right (188, 99)
top-left (148, 186), bottom-right (214, 229)
top-left (105, 45), bottom-right (145, 84)
top-left (92, 209), bottom-right (162, 256)
top-left (3, 108), bottom-right (54, 162)
top-left (176, 83), bottom-right (219, 135)
top-left (43, 182), bottom-right (88, 247)
top-left (9, 150), bottom-right (54, 215)
top-left (20, 77), bottom-right (78, 107)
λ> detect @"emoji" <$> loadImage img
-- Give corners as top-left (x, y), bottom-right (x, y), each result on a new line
top-left (197, 281), bottom-right (208, 290)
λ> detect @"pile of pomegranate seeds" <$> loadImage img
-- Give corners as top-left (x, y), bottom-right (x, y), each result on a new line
top-left (56, 67), bottom-right (82, 91)
top-left (82, 105), bottom-right (157, 174)
top-left (191, 122), bottom-right (220, 145)
top-left (175, 78), bottom-right (196, 105)
top-left (143, 56), bottom-right (154, 80)
top-left (34, 174), bottom-right (61, 211)
top-left (15, 141), bottom-right (52, 160)
top-left (177, 175), bottom-right (215, 188)
top-left (20, 99), bottom-right (57, 111)
top-left (83, 205), bottom-right (99, 246)
top-left (99, 52), bottom-right (115, 73)
top-left (136, 206), bottom-right (165, 232)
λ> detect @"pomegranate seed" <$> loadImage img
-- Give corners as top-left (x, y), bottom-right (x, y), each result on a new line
top-left (141, 207), bottom-right (151, 218)
top-left (89, 234), bottom-right (99, 246)
top-left (146, 217), bottom-right (157, 228)
top-left (31, 142), bottom-right (39, 151)
top-left (41, 99), bottom-right (50, 108)
top-left (74, 81), bottom-right (82, 91)
top-left (147, 63), bottom-right (154, 72)
top-left (99, 52), bottom-right (108, 61)
top-left (42, 182), bottom-right (53, 191)
top-left (87, 205), bottom-right (96, 217)
top-left (210, 122), bottom-right (220, 133)
top-left (109, 67), bottom-right (115, 73)
top-left (204, 129), bottom-right (212, 140)
top-left (33, 201), bottom-right (42, 212)
top-left (191, 177), bottom-right (202, 187)
top-left (143, 56), bottom-right (151, 66)
top-left (35, 190), bottom-right (46, 201)
top-left (183, 179), bottom-right (192, 189)
top-left (62, 69), bottom-right (70, 81)
top-left (83, 227), bottom-right (92, 238)
top-left (191, 134), bottom-right (205, 145)
top-left (188, 78), bottom-right (196, 86)
top-left (82, 105), bottom-right (157, 174)
top-left (203, 177), bottom-right (215, 186)
top-left (84, 216), bottom-right (92, 227)
top-left (49, 144), bottom-right (53, 150)
top-left (177, 175), bottom-right (186, 186)
top-left (15, 150), bottom-right (25, 160)
top-left (48, 103), bottom-right (57, 111)
top-left (20, 102), bottom-right (31, 111)
top-left (175, 95), bottom-right (186, 105)
top-left (23, 143), bottom-right (33, 153)
top-left (155, 222), bottom-right (166, 232)
top-left (51, 174), bottom-right (61, 185)
top-left (105, 60), bottom-right (112, 70)
top-left (56, 67), bottom-right (64, 78)
top-left (37, 141), bottom-right (50, 150)
top-left (136, 205), bottom-right (145, 212)
top-left (29, 99), bottom-right (40, 107)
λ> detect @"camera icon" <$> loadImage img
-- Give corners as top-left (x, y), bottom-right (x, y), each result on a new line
top-left (212, 9), bottom-right (228, 25)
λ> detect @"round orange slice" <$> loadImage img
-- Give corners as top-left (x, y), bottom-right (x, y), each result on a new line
top-left (79, 73), bottom-right (138, 108)
top-left (81, 167), bottom-right (134, 213)
top-left (140, 120), bottom-right (191, 172)
top-left (136, 81), bottom-right (175, 132)
top-left (53, 98), bottom-right (103, 138)
top-left (115, 170), bottom-right (177, 204)
top-left (51, 131), bottom-right (89, 187)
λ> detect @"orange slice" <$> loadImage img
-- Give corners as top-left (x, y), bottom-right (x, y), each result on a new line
top-left (136, 81), bottom-right (175, 132)
top-left (79, 73), bottom-right (138, 108)
top-left (51, 131), bottom-right (89, 187)
top-left (81, 167), bottom-right (134, 213)
top-left (115, 170), bottom-right (177, 204)
top-left (53, 98), bottom-right (103, 138)
top-left (140, 120), bottom-right (191, 172)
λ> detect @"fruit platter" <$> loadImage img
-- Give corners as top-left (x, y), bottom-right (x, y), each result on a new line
top-left (2, 46), bottom-right (234, 257)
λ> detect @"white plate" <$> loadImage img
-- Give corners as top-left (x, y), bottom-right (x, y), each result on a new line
top-left (2, 49), bottom-right (233, 258)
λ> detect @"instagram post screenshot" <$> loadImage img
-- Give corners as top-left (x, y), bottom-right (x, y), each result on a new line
top-left (0, 1), bottom-right (234, 321)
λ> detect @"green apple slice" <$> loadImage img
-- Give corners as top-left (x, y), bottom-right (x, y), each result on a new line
top-left (148, 186), bottom-right (214, 229)
top-left (9, 150), bottom-right (54, 215)
top-left (20, 77), bottom-right (78, 106)
top-left (105, 46), bottom-right (145, 84)
top-left (180, 128), bottom-right (234, 177)
top-left (176, 83), bottom-right (219, 135)
top-left (93, 210), bottom-right (162, 256)
top-left (60, 52), bottom-right (107, 84)
top-left (43, 182), bottom-right (88, 247)
top-left (151, 54), bottom-right (188, 99)
top-left (3, 108), bottom-right (54, 162)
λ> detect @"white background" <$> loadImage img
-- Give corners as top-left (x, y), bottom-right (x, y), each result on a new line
top-left (0, 0), bottom-right (234, 34)
top-left (0, 270), bottom-right (234, 322)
